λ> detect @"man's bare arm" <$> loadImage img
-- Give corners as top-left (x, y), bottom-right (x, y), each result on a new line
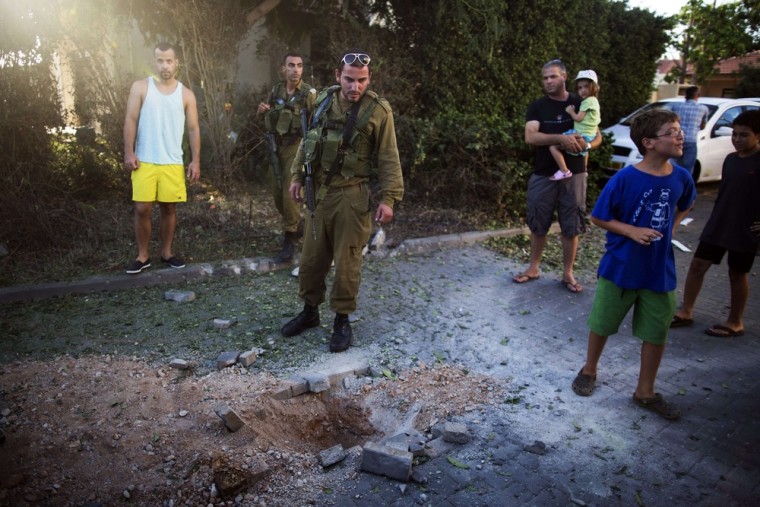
top-left (123, 80), bottom-right (147, 170)
top-left (184, 87), bottom-right (201, 182)
top-left (525, 120), bottom-right (584, 153)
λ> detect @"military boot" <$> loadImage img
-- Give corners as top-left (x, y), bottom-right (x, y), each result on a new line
top-left (330, 313), bottom-right (353, 352)
top-left (274, 232), bottom-right (297, 263)
top-left (281, 304), bottom-right (320, 337)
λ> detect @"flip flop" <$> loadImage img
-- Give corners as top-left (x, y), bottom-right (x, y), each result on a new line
top-left (670, 315), bottom-right (694, 328)
top-left (562, 280), bottom-right (583, 293)
top-left (632, 393), bottom-right (681, 420)
top-left (705, 324), bottom-right (744, 338)
top-left (513, 273), bottom-right (539, 284)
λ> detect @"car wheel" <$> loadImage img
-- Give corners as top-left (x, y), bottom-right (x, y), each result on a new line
top-left (692, 162), bottom-right (701, 183)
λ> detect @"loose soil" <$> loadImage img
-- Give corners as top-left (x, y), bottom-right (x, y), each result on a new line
top-left (0, 356), bottom-right (504, 506)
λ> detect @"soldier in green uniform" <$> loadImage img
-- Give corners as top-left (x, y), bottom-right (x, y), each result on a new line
top-left (281, 50), bottom-right (404, 352)
top-left (257, 53), bottom-right (316, 262)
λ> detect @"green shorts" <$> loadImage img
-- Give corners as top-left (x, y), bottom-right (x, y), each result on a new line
top-left (587, 277), bottom-right (675, 345)
top-left (131, 162), bottom-right (186, 203)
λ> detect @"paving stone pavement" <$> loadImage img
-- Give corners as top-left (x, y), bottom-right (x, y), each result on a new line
top-left (1, 185), bottom-right (758, 506)
top-left (314, 184), bottom-right (760, 507)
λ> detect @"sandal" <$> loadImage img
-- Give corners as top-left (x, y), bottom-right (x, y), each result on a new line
top-left (670, 315), bottom-right (694, 328)
top-left (571, 368), bottom-right (596, 396)
top-left (632, 393), bottom-right (681, 420)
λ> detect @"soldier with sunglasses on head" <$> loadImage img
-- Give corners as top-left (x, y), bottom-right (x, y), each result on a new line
top-left (280, 49), bottom-right (404, 353)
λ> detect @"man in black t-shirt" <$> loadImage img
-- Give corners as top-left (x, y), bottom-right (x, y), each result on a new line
top-left (513, 59), bottom-right (601, 293)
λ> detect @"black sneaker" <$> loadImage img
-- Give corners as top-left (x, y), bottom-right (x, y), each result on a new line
top-left (161, 256), bottom-right (185, 269)
top-left (126, 258), bottom-right (151, 274)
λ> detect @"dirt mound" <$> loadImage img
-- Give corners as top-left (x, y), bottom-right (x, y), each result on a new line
top-left (0, 357), bottom-right (505, 505)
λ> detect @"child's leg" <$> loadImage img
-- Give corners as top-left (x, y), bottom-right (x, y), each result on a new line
top-left (674, 256), bottom-right (712, 320)
top-left (581, 331), bottom-right (608, 376)
top-left (725, 267), bottom-right (749, 331)
top-left (634, 341), bottom-right (665, 399)
top-left (549, 144), bottom-right (570, 174)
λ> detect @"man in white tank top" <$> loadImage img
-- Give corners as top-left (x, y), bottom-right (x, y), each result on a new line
top-left (123, 42), bottom-right (201, 274)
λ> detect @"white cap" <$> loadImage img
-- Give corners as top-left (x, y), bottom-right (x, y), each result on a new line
top-left (574, 69), bottom-right (598, 84)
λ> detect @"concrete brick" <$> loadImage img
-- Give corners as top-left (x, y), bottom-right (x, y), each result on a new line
top-left (270, 379), bottom-right (308, 400)
top-left (286, 376), bottom-right (311, 396)
top-left (360, 442), bottom-right (412, 482)
top-left (318, 444), bottom-right (347, 467)
top-left (164, 290), bottom-right (196, 303)
top-left (323, 362), bottom-right (369, 387)
top-left (217, 351), bottom-right (240, 369)
top-left (303, 373), bottom-right (331, 393)
top-left (213, 318), bottom-right (233, 330)
top-left (442, 422), bottom-right (470, 444)
top-left (214, 404), bottom-right (245, 432)
top-left (238, 350), bottom-right (257, 367)
top-left (168, 358), bottom-right (189, 370)
top-left (382, 431), bottom-right (426, 453)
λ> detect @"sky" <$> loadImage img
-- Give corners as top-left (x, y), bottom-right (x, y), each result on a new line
top-left (628, 0), bottom-right (734, 16)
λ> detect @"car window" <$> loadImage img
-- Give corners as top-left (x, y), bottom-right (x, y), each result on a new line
top-left (714, 107), bottom-right (743, 130)
top-left (620, 102), bottom-right (718, 126)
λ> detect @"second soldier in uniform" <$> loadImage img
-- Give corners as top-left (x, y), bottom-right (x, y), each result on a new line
top-left (257, 53), bottom-right (316, 262)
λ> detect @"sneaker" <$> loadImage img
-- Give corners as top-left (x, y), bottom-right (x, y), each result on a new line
top-left (549, 170), bottom-right (572, 181)
top-left (161, 256), bottom-right (186, 269)
top-left (126, 258), bottom-right (151, 274)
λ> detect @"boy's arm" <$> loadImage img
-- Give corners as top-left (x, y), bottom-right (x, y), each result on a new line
top-left (591, 216), bottom-right (663, 245)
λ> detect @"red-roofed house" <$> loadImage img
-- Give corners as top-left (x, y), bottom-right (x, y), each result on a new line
top-left (655, 51), bottom-right (760, 99)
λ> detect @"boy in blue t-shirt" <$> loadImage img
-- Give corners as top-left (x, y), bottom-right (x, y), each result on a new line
top-left (571, 109), bottom-right (696, 420)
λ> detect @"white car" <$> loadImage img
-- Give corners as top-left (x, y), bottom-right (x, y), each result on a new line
top-left (603, 97), bottom-right (760, 182)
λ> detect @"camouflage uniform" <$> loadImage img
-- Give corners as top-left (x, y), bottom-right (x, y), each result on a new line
top-left (291, 87), bottom-right (404, 314)
top-left (263, 80), bottom-right (316, 234)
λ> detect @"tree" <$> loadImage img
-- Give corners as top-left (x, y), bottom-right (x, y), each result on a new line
top-left (670, 0), bottom-right (755, 84)
top-left (734, 64), bottom-right (760, 97)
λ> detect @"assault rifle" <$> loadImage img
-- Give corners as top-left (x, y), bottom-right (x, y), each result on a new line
top-left (265, 132), bottom-right (282, 191)
top-left (300, 107), bottom-right (317, 240)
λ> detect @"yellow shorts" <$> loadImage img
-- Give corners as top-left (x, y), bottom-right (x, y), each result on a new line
top-left (131, 162), bottom-right (186, 202)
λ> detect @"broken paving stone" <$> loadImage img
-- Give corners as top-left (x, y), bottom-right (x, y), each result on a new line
top-left (360, 442), bottom-right (413, 482)
top-left (169, 359), bottom-right (189, 370)
top-left (318, 444), bottom-right (347, 467)
top-left (442, 422), bottom-right (470, 444)
top-left (523, 440), bottom-right (547, 455)
top-left (382, 431), bottom-right (426, 453)
top-left (238, 350), bottom-right (257, 367)
top-left (213, 318), bottom-right (233, 330)
top-left (212, 453), bottom-right (269, 500)
top-left (303, 373), bottom-right (330, 393)
top-left (217, 352), bottom-right (240, 369)
top-left (214, 404), bottom-right (245, 432)
top-left (164, 290), bottom-right (196, 303)
top-left (410, 468), bottom-right (427, 484)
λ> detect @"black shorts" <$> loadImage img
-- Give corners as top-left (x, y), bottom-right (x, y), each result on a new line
top-left (694, 241), bottom-right (756, 273)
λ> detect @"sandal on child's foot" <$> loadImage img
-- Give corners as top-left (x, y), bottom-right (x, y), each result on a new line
top-left (632, 393), bottom-right (681, 420)
top-left (549, 170), bottom-right (572, 181)
top-left (571, 368), bottom-right (596, 396)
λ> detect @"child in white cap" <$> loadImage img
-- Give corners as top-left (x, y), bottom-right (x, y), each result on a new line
top-left (549, 69), bottom-right (601, 180)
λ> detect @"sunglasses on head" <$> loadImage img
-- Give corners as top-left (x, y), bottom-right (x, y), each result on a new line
top-left (341, 53), bottom-right (371, 66)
